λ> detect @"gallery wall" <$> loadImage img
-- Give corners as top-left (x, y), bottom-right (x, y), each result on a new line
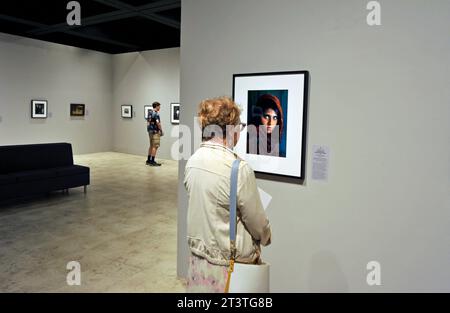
top-left (0, 33), bottom-right (113, 154)
top-left (0, 33), bottom-right (181, 159)
top-left (112, 48), bottom-right (180, 160)
top-left (178, 0), bottom-right (450, 292)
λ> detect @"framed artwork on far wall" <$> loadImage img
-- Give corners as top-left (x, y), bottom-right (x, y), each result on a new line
top-left (171, 103), bottom-right (180, 124)
top-left (70, 103), bottom-right (85, 117)
top-left (144, 105), bottom-right (153, 120)
top-left (31, 100), bottom-right (48, 119)
top-left (121, 105), bottom-right (133, 118)
top-left (233, 70), bottom-right (309, 180)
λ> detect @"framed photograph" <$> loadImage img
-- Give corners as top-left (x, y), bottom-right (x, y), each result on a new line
top-left (121, 105), bottom-right (133, 118)
top-left (171, 103), bottom-right (180, 124)
top-left (70, 103), bottom-right (85, 117)
top-left (233, 71), bottom-right (309, 180)
top-left (31, 100), bottom-right (48, 119)
top-left (144, 105), bottom-right (153, 120)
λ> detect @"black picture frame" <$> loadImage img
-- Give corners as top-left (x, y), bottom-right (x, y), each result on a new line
top-left (31, 100), bottom-right (48, 119)
top-left (121, 105), bottom-right (133, 118)
top-left (171, 103), bottom-right (180, 124)
top-left (70, 103), bottom-right (85, 117)
top-left (232, 70), bottom-right (310, 179)
top-left (144, 105), bottom-right (153, 120)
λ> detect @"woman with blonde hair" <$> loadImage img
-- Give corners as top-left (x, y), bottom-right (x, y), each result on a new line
top-left (184, 96), bottom-right (272, 293)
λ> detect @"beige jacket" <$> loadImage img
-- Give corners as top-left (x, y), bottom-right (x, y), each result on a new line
top-left (184, 142), bottom-right (272, 266)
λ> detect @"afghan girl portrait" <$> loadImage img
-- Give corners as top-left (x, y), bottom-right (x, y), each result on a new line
top-left (246, 91), bottom-right (288, 158)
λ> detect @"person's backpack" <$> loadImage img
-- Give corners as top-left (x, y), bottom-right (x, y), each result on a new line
top-left (147, 110), bottom-right (159, 133)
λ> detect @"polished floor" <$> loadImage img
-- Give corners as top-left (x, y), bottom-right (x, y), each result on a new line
top-left (0, 152), bottom-right (186, 292)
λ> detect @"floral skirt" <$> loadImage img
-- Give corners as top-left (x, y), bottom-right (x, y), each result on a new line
top-left (186, 253), bottom-right (228, 293)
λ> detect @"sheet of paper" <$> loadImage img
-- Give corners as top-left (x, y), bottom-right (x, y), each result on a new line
top-left (258, 187), bottom-right (272, 211)
top-left (312, 145), bottom-right (330, 182)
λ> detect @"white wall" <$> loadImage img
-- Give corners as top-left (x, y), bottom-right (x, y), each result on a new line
top-left (0, 33), bottom-right (113, 154)
top-left (112, 48), bottom-right (180, 160)
top-left (178, 0), bottom-right (450, 292)
top-left (0, 33), bottom-right (181, 159)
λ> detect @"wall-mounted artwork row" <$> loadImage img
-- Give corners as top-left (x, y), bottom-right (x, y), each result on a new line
top-left (144, 105), bottom-right (153, 120)
top-left (31, 100), bottom-right (48, 119)
top-left (233, 71), bottom-right (309, 180)
top-left (70, 103), bottom-right (85, 117)
top-left (121, 105), bottom-right (133, 118)
top-left (171, 103), bottom-right (180, 124)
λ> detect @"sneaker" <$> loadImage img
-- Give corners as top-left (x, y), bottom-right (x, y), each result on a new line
top-left (150, 161), bottom-right (162, 166)
top-left (145, 160), bottom-right (151, 166)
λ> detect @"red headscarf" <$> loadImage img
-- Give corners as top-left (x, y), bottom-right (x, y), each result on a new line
top-left (256, 94), bottom-right (284, 138)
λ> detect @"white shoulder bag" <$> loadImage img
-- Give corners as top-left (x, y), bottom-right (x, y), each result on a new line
top-left (225, 159), bottom-right (270, 293)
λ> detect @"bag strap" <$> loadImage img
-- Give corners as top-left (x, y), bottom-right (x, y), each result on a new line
top-left (230, 159), bottom-right (240, 244)
top-left (225, 159), bottom-right (240, 293)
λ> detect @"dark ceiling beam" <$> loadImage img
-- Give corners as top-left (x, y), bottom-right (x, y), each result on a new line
top-left (29, 0), bottom-right (180, 36)
top-left (65, 29), bottom-right (137, 50)
top-left (29, 11), bottom-right (136, 35)
top-left (93, 0), bottom-right (180, 29)
top-left (94, 0), bottom-right (181, 13)
top-left (0, 14), bottom-right (44, 29)
top-left (140, 12), bottom-right (180, 29)
top-left (0, 14), bottom-right (138, 50)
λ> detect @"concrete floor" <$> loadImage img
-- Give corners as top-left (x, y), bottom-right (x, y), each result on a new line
top-left (0, 152), bottom-right (186, 292)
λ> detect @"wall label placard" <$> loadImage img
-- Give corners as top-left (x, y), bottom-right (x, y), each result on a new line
top-left (311, 145), bottom-right (330, 182)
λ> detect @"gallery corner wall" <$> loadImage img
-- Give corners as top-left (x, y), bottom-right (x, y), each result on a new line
top-left (0, 32), bottom-right (113, 154)
top-left (0, 33), bottom-right (181, 158)
top-left (178, 0), bottom-right (450, 292)
top-left (112, 48), bottom-right (180, 160)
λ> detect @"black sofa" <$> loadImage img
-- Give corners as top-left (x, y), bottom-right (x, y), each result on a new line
top-left (0, 143), bottom-right (90, 201)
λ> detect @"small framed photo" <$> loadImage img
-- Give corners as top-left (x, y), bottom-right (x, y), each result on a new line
top-left (171, 103), bottom-right (180, 124)
top-left (31, 100), bottom-right (48, 119)
top-left (121, 105), bottom-right (133, 118)
top-left (144, 105), bottom-right (153, 120)
top-left (70, 103), bottom-right (85, 117)
top-left (233, 70), bottom-right (309, 180)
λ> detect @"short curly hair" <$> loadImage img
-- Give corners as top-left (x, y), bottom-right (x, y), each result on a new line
top-left (198, 96), bottom-right (241, 139)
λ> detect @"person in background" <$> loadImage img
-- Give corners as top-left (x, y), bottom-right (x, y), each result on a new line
top-left (146, 101), bottom-right (164, 166)
top-left (184, 96), bottom-right (272, 293)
